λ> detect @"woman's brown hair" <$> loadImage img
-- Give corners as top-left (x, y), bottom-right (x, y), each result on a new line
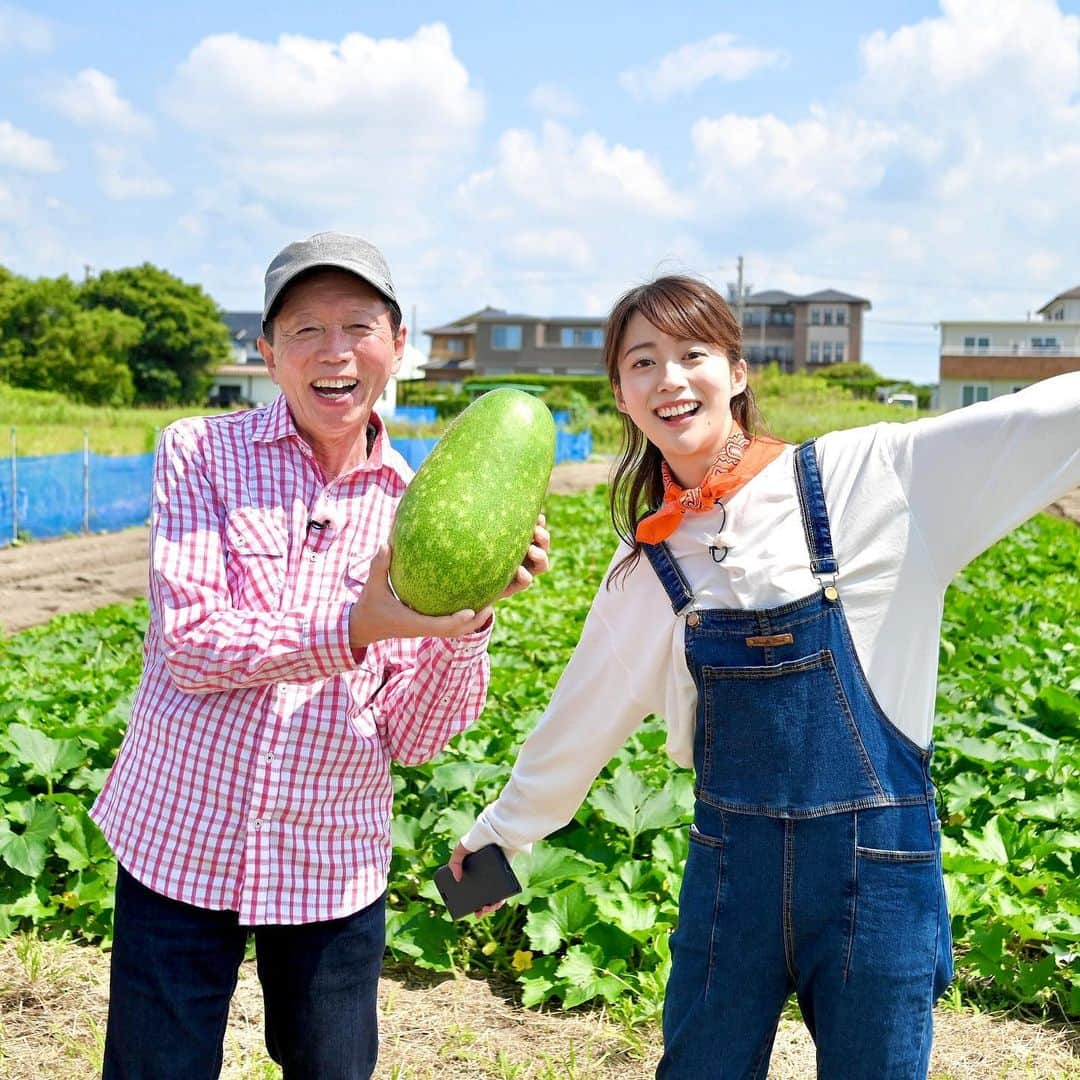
top-left (605, 275), bottom-right (764, 587)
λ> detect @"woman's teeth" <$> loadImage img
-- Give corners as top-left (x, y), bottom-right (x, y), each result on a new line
top-left (656, 401), bottom-right (699, 420)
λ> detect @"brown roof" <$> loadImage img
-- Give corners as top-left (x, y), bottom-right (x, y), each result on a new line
top-left (1037, 286), bottom-right (1080, 314)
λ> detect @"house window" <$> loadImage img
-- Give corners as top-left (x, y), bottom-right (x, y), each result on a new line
top-left (822, 342), bottom-right (833, 363)
top-left (492, 325), bottom-right (523, 350)
top-left (810, 308), bottom-right (821, 325)
top-left (961, 384), bottom-right (990, 406)
top-left (560, 327), bottom-right (604, 348)
top-left (836, 309), bottom-right (847, 326)
top-left (810, 342), bottom-right (820, 364)
top-left (823, 310), bottom-right (834, 326)
top-left (965, 336), bottom-right (989, 352)
top-left (446, 338), bottom-right (466, 354)
top-left (835, 342), bottom-right (844, 362)
top-left (1031, 336), bottom-right (1059, 352)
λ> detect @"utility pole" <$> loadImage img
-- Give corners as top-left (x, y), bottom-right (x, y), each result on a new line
top-left (735, 255), bottom-right (745, 331)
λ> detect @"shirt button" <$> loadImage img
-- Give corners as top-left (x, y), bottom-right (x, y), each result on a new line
top-left (686, 611), bottom-right (701, 627)
top-left (265, 752), bottom-right (274, 763)
top-left (310, 552), bottom-right (319, 561)
top-left (440, 694), bottom-right (451, 704)
top-left (253, 818), bottom-right (262, 831)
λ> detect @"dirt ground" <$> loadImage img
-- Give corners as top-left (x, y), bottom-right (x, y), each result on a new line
top-left (0, 936), bottom-right (1077, 1079)
top-left (1, 461), bottom-right (1076, 637)
top-left (0, 459), bottom-right (614, 636)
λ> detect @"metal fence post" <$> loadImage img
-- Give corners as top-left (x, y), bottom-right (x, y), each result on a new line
top-left (83, 430), bottom-right (91, 534)
top-left (9, 427), bottom-right (16, 545)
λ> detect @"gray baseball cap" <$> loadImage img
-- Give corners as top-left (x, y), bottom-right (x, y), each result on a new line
top-left (262, 231), bottom-right (399, 329)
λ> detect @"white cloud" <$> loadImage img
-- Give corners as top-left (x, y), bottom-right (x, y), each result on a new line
top-left (528, 83), bottom-right (581, 118)
top-left (859, 0), bottom-right (1079, 111)
top-left (94, 145), bottom-right (172, 200)
top-left (0, 120), bottom-right (61, 171)
top-left (504, 228), bottom-right (591, 268)
top-left (620, 33), bottom-right (786, 103)
top-left (165, 24), bottom-right (483, 212)
top-left (692, 109), bottom-right (897, 213)
top-left (460, 121), bottom-right (692, 221)
top-left (0, 4), bottom-right (53, 53)
top-left (48, 69), bottom-right (154, 136)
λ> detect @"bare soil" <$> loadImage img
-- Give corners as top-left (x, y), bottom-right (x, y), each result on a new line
top-left (0, 938), bottom-right (1077, 1079)
top-left (0, 460), bottom-right (614, 636)
top-left (0, 461), bottom-right (1077, 1077)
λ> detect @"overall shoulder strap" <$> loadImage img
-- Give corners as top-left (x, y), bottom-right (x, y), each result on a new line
top-left (641, 541), bottom-right (696, 616)
top-left (794, 440), bottom-right (839, 584)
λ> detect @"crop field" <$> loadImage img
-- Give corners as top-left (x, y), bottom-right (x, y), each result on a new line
top-left (0, 486), bottom-right (1076, 1032)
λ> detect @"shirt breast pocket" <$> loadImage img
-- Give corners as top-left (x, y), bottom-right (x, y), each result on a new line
top-left (224, 506), bottom-right (287, 609)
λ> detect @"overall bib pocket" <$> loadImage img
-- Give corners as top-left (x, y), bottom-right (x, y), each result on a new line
top-left (699, 649), bottom-right (884, 814)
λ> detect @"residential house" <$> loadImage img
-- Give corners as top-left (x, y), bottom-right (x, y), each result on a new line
top-left (420, 307), bottom-right (493, 383)
top-left (210, 312), bottom-right (277, 407)
top-left (938, 286), bottom-right (1080, 411)
top-left (211, 311), bottom-right (423, 413)
top-left (733, 288), bottom-right (872, 372)
top-left (424, 306), bottom-right (606, 381)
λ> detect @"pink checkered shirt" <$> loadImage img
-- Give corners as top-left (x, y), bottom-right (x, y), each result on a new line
top-left (91, 396), bottom-right (492, 925)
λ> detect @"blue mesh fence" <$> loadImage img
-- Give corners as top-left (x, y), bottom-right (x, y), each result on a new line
top-left (0, 428), bottom-right (593, 547)
top-left (0, 451), bottom-right (154, 546)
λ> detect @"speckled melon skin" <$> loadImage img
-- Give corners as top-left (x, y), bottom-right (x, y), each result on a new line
top-left (388, 389), bottom-right (556, 615)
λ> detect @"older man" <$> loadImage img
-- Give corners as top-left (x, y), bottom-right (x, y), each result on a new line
top-left (93, 232), bottom-right (548, 1079)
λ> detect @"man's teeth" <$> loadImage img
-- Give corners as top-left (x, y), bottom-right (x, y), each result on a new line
top-left (657, 402), bottom-right (699, 418)
top-left (312, 379), bottom-right (357, 390)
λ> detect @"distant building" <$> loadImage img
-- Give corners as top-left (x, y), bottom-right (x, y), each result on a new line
top-left (938, 286), bottom-right (1080, 411)
top-left (210, 312), bottom-right (276, 407)
top-left (211, 311), bottom-right (420, 414)
top-left (424, 307), bottom-right (606, 382)
top-left (731, 288), bottom-right (872, 372)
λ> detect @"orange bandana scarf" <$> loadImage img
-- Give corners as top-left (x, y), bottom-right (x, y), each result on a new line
top-left (635, 426), bottom-right (788, 544)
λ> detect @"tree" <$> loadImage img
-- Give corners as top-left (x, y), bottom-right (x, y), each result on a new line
top-left (81, 263), bottom-right (231, 404)
top-left (0, 274), bottom-right (140, 405)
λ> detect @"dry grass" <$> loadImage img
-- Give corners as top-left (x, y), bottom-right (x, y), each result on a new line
top-left (0, 935), bottom-right (1076, 1079)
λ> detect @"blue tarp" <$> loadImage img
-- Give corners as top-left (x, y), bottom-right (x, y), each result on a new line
top-left (0, 452), bottom-right (154, 545)
top-left (0, 428), bottom-right (594, 547)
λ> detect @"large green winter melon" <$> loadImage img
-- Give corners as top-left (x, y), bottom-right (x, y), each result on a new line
top-left (389, 389), bottom-right (556, 615)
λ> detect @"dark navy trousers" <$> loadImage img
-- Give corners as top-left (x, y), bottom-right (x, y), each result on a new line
top-left (103, 864), bottom-right (386, 1079)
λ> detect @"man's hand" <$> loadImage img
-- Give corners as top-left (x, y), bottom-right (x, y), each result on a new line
top-left (499, 514), bottom-right (551, 600)
top-left (348, 544), bottom-right (493, 652)
top-left (448, 840), bottom-right (507, 918)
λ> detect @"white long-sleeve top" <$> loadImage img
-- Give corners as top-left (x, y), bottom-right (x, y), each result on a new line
top-left (464, 373), bottom-right (1080, 856)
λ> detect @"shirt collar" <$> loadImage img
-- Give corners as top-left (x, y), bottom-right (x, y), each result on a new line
top-left (251, 395), bottom-right (409, 483)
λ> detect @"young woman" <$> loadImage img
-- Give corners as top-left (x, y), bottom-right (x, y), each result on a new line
top-left (451, 276), bottom-right (1080, 1078)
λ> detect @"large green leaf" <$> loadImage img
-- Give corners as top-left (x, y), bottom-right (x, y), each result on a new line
top-left (0, 800), bottom-right (59, 878)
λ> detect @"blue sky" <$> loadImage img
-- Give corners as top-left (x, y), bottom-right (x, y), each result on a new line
top-left (3, 0), bottom-right (1079, 383)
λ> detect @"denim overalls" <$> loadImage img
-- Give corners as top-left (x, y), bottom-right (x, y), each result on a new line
top-left (647, 441), bottom-right (953, 1080)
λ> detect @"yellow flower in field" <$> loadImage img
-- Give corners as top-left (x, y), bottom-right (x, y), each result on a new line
top-left (512, 949), bottom-right (533, 972)
top-left (481, 940), bottom-right (498, 956)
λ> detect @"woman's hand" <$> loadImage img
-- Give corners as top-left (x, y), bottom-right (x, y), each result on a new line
top-left (448, 840), bottom-right (508, 918)
top-left (499, 514), bottom-right (551, 600)
top-left (348, 544), bottom-right (493, 651)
